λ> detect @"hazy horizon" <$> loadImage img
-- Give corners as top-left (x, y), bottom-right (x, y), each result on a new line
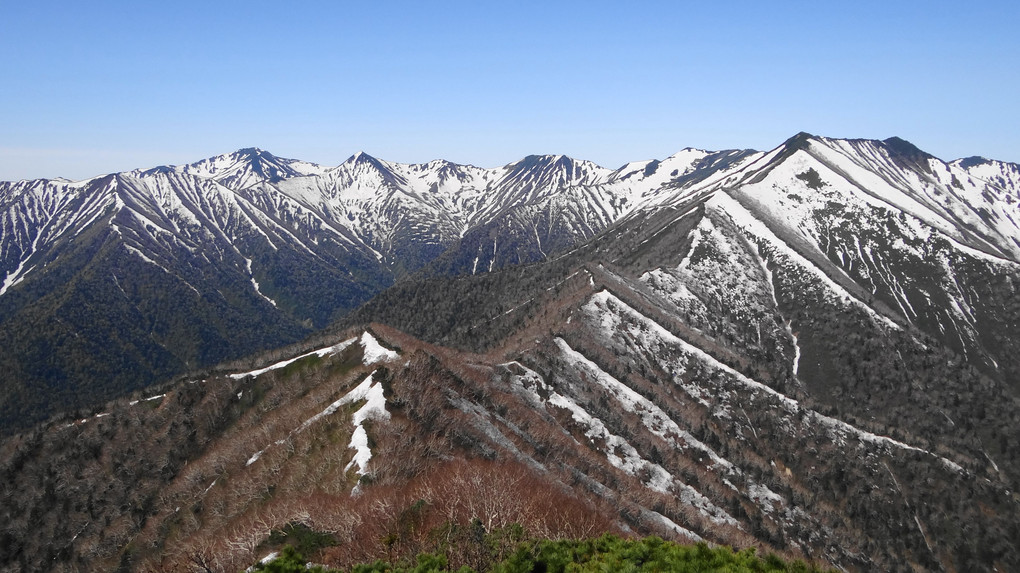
top-left (3, 1), bottom-right (1017, 181)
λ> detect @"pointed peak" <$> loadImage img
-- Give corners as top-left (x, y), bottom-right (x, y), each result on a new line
top-left (881, 136), bottom-right (930, 159)
top-left (957, 156), bottom-right (992, 169)
top-left (760, 132), bottom-right (819, 167)
top-left (346, 151), bottom-right (377, 163)
top-left (188, 147), bottom-right (271, 168)
top-left (343, 152), bottom-right (395, 173)
top-left (512, 154), bottom-right (576, 169)
top-left (783, 132), bottom-right (817, 152)
top-left (235, 146), bottom-right (267, 156)
top-left (232, 147), bottom-right (283, 164)
top-left (344, 151), bottom-right (395, 173)
top-left (879, 137), bottom-right (936, 173)
top-left (138, 165), bottom-right (175, 177)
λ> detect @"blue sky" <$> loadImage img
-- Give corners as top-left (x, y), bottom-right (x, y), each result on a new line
top-left (1, 1), bottom-right (1018, 180)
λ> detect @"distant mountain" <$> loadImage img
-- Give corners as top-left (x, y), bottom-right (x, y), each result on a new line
top-left (0, 147), bottom-right (706, 431)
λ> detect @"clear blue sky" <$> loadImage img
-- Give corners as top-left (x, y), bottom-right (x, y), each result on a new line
top-left (1, 1), bottom-right (1017, 180)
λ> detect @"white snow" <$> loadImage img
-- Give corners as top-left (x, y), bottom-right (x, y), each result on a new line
top-left (645, 509), bottom-right (703, 542)
top-left (345, 425), bottom-right (372, 475)
top-left (555, 336), bottom-right (733, 471)
top-left (581, 290), bottom-right (964, 472)
top-left (983, 451), bottom-right (1000, 473)
top-left (229, 337), bottom-right (356, 379)
top-left (547, 390), bottom-right (684, 496)
top-left (746, 482), bottom-right (784, 514)
top-left (787, 324), bottom-right (801, 377)
top-left (245, 258), bottom-right (277, 307)
top-left (360, 331), bottom-right (398, 364)
top-left (0, 226), bottom-right (45, 296)
top-left (337, 371), bottom-right (391, 476)
top-left (130, 393), bottom-right (165, 406)
top-left (711, 192), bottom-right (902, 330)
top-left (244, 364), bottom-right (390, 470)
top-left (548, 336), bottom-right (738, 526)
top-left (124, 244), bottom-right (168, 272)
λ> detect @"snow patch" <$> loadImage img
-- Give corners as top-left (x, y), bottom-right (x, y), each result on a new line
top-left (644, 509), bottom-right (703, 542)
top-left (547, 390), bottom-right (673, 493)
top-left (229, 337), bottom-right (356, 379)
top-left (338, 371), bottom-right (391, 477)
top-left (747, 482), bottom-right (784, 514)
top-left (360, 331), bottom-right (398, 364)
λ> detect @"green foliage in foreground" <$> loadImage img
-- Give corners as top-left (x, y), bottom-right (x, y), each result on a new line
top-left (251, 534), bottom-right (831, 573)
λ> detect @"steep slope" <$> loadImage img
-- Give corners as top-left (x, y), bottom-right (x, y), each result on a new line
top-left (338, 134), bottom-right (1020, 571)
top-left (420, 149), bottom-right (760, 276)
top-left (0, 161), bottom-right (393, 430)
top-left (706, 134), bottom-right (1020, 384)
top-left (0, 148), bottom-right (696, 432)
top-left (5, 238), bottom-right (1017, 573)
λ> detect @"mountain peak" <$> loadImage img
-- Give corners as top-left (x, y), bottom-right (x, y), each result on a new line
top-left (190, 147), bottom-right (275, 169)
top-left (879, 136), bottom-right (935, 173)
top-left (957, 155), bottom-right (991, 169)
top-left (342, 151), bottom-right (393, 173)
top-left (346, 151), bottom-right (377, 163)
top-left (234, 146), bottom-right (271, 158)
top-left (784, 131), bottom-right (817, 152)
top-left (881, 136), bottom-right (930, 159)
top-left (509, 153), bottom-right (584, 172)
top-left (172, 147), bottom-right (324, 186)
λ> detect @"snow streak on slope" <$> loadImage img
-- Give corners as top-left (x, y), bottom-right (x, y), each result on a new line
top-left (638, 211), bottom-right (799, 380)
top-left (0, 177), bottom-right (118, 297)
top-left (519, 338), bottom-right (739, 526)
top-left (324, 370), bottom-right (390, 477)
top-left (554, 336), bottom-right (733, 471)
top-left (706, 135), bottom-right (1020, 371)
top-left (581, 289), bottom-right (962, 468)
top-left (0, 228), bottom-right (42, 296)
top-left (546, 388), bottom-right (673, 490)
top-left (229, 338), bottom-right (357, 379)
top-left (245, 258), bottom-right (277, 307)
top-left (710, 192), bottom-right (903, 330)
top-left (763, 137), bottom-right (1020, 263)
top-left (954, 157), bottom-right (1020, 199)
top-left (243, 332), bottom-right (397, 471)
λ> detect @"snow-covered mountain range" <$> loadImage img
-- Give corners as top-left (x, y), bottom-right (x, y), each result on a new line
top-left (0, 147), bottom-right (723, 300)
top-left (335, 133), bottom-right (1020, 571)
top-left (0, 144), bottom-right (759, 429)
top-left (3, 133), bottom-right (1020, 572)
top-left (1, 134), bottom-right (1018, 432)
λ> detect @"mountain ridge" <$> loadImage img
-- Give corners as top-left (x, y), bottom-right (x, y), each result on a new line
top-left (0, 143), bottom-right (736, 430)
top-left (3, 133), bottom-right (1020, 572)
top-left (1, 134), bottom-right (1019, 433)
